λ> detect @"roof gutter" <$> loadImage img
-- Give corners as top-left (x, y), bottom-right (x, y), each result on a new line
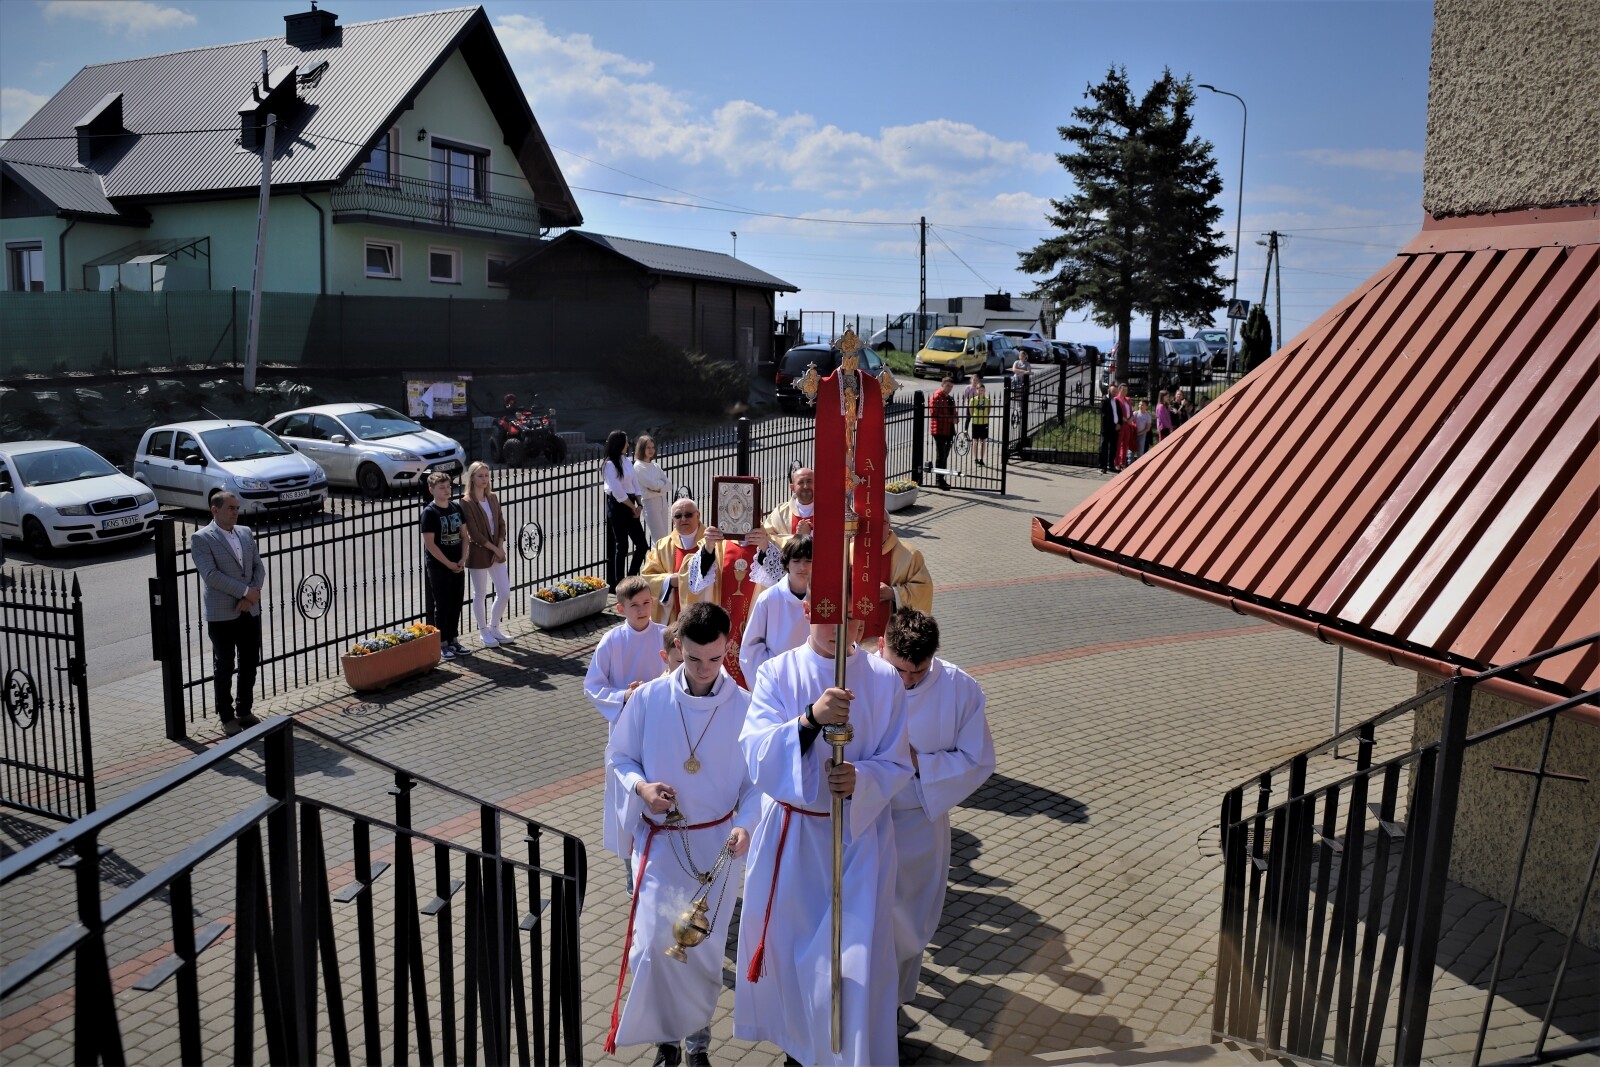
top-left (298, 193), bottom-right (326, 294)
top-left (58, 219), bottom-right (75, 291)
top-left (1030, 517), bottom-right (1600, 725)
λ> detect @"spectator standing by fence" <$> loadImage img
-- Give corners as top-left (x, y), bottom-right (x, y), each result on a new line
top-left (421, 471), bottom-right (471, 660)
top-left (1155, 391), bottom-right (1174, 446)
top-left (191, 491), bottom-right (265, 737)
top-left (930, 374), bottom-right (957, 490)
top-left (633, 435), bottom-right (672, 542)
top-left (1115, 385), bottom-right (1137, 470)
top-left (1132, 400), bottom-right (1153, 461)
top-left (1099, 384), bottom-right (1121, 473)
top-left (461, 461), bottom-right (511, 649)
top-left (965, 373), bottom-right (992, 467)
top-left (603, 430), bottom-right (649, 593)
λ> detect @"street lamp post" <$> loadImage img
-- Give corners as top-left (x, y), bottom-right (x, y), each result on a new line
top-left (1199, 83), bottom-right (1246, 377)
top-left (731, 231), bottom-right (738, 258)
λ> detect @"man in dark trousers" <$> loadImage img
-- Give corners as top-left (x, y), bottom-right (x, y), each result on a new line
top-left (191, 492), bottom-right (266, 736)
top-left (930, 373), bottom-right (957, 490)
top-left (1099, 383), bottom-right (1122, 473)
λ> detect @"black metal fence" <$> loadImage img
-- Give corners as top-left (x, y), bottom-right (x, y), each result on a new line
top-left (0, 568), bottom-right (94, 821)
top-left (1212, 635), bottom-right (1600, 1066)
top-left (0, 717), bottom-right (587, 1064)
top-left (151, 409), bottom-right (920, 738)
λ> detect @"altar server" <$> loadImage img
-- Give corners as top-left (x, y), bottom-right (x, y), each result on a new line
top-left (734, 619), bottom-right (912, 1066)
top-left (604, 603), bottom-right (758, 1067)
top-left (878, 608), bottom-right (995, 1003)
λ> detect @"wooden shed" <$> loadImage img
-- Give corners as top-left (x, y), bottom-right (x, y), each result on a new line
top-left (505, 231), bottom-right (799, 368)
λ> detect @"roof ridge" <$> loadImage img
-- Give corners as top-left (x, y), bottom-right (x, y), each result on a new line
top-left (3, 159), bottom-right (95, 175)
top-left (73, 6), bottom-right (481, 70)
top-left (589, 231), bottom-right (736, 258)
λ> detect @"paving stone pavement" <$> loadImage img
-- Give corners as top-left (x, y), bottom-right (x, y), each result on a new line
top-left (3, 459), bottom-right (1595, 1065)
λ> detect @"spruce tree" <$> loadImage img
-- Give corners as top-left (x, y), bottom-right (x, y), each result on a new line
top-left (1240, 304), bottom-right (1273, 371)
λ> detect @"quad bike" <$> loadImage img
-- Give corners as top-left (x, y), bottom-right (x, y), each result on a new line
top-left (489, 402), bottom-right (567, 467)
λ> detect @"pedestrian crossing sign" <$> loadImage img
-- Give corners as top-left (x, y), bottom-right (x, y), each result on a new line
top-left (1227, 299), bottom-right (1251, 320)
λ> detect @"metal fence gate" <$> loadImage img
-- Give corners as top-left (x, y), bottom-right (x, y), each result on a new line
top-left (910, 382), bottom-right (1011, 494)
top-left (0, 569), bottom-right (94, 821)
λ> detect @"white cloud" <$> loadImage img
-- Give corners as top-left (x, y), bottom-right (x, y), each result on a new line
top-left (1296, 147), bottom-right (1424, 176)
top-left (0, 87), bottom-right (51, 139)
top-left (41, 1), bottom-right (195, 36)
top-left (494, 13), bottom-right (1048, 200)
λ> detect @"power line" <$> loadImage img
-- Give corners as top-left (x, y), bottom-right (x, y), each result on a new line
top-left (928, 227), bottom-right (995, 290)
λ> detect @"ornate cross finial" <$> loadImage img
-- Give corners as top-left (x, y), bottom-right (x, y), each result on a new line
top-left (800, 361), bottom-right (822, 405)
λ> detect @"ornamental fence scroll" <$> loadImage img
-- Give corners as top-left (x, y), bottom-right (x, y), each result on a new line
top-left (0, 717), bottom-right (587, 1065)
top-left (151, 408), bottom-right (920, 738)
top-left (1212, 634), bottom-right (1600, 1067)
top-left (0, 567), bottom-right (94, 822)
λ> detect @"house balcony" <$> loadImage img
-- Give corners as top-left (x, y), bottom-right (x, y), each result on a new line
top-left (329, 172), bottom-right (542, 242)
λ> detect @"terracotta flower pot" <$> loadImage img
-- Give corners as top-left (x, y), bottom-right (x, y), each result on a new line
top-left (528, 586), bottom-right (608, 630)
top-left (340, 631), bottom-right (441, 692)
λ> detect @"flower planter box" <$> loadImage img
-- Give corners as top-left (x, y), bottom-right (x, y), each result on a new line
top-left (340, 631), bottom-right (441, 692)
top-left (885, 487), bottom-right (919, 512)
top-left (529, 586), bottom-right (609, 630)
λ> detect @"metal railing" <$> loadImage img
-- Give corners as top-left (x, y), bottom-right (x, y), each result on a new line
top-left (330, 172), bottom-right (542, 241)
top-left (0, 716), bottom-right (587, 1064)
top-left (151, 412), bottom-right (921, 737)
top-left (1213, 635), bottom-right (1600, 1066)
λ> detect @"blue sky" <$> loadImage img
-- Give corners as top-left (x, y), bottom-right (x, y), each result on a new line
top-left (0, 0), bottom-right (1434, 344)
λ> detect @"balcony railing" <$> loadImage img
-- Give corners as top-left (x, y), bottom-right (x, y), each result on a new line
top-left (331, 171), bottom-right (542, 241)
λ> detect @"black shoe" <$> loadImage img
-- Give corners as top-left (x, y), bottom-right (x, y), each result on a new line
top-left (236, 712), bottom-right (262, 728)
top-left (686, 1053), bottom-right (710, 1067)
top-left (652, 1043), bottom-right (682, 1067)
top-left (783, 1057), bottom-right (803, 1067)
top-left (221, 719), bottom-right (243, 737)
top-left (936, 480), bottom-right (950, 490)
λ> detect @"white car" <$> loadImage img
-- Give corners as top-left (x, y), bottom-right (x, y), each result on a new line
top-left (132, 420), bottom-right (328, 517)
top-left (993, 329), bottom-right (1051, 363)
top-left (0, 440), bottom-right (159, 552)
top-left (264, 403), bottom-right (465, 496)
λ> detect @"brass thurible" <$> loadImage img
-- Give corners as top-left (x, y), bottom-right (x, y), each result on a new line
top-left (665, 896), bottom-right (713, 963)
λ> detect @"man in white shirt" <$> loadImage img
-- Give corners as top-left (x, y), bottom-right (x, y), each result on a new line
top-left (877, 608), bottom-right (995, 1004)
top-left (740, 535), bottom-right (812, 685)
top-left (604, 602), bottom-right (758, 1067)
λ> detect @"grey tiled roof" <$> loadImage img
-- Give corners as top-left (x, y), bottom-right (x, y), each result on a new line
top-left (0, 7), bottom-right (581, 226)
top-left (0, 161), bottom-right (125, 219)
top-left (558, 232), bottom-right (799, 291)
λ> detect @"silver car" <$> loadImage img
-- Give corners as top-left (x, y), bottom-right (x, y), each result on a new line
top-left (265, 404), bottom-right (465, 496)
top-left (0, 440), bottom-right (159, 552)
top-left (132, 420), bottom-right (328, 517)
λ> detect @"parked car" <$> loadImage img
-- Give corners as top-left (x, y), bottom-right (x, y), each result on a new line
top-left (993, 329), bottom-right (1050, 363)
top-left (0, 440), bottom-right (159, 553)
top-left (133, 420), bottom-right (329, 516)
top-left (1049, 340), bottom-right (1081, 366)
top-left (1102, 337), bottom-right (1212, 391)
top-left (774, 343), bottom-right (887, 413)
top-left (1165, 338), bottom-right (1213, 384)
top-left (1193, 328), bottom-right (1233, 367)
top-left (984, 333), bottom-right (1016, 376)
top-left (913, 326), bottom-right (987, 379)
top-left (265, 403), bottom-right (465, 496)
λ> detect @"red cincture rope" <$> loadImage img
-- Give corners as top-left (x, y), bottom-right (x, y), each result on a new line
top-left (604, 809), bottom-right (734, 1054)
top-left (745, 801), bottom-right (828, 982)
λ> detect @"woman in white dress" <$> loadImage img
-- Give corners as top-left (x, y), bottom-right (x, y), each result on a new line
top-left (632, 434), bottom-right (672, 542)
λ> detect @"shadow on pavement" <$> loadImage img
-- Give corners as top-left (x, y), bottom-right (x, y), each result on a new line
top-left (962, 772), bottom-right (1089, 825)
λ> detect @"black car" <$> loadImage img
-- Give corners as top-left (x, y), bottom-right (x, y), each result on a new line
top-left (774, 343), bottom-right (886, 413)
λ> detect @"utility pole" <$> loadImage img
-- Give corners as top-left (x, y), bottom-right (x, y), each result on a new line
top-left (244, 111), bottom-right (275, 393)
top-left (1274, 233), bottom-right (1284, 353)
top-left (1258, 230), bottom-right (1277, 314)
top-left (917, 216), bottom-right (927, 354)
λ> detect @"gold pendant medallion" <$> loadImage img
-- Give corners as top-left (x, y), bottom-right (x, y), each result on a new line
top-left (684, 756), bottom-right (701, 774)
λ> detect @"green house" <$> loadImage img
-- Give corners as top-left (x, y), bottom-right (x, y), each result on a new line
top-left (0, 4), bottom-right (582, 301)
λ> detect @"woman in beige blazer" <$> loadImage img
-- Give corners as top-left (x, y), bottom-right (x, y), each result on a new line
top-left (461, 461), bottom-right (512, 647)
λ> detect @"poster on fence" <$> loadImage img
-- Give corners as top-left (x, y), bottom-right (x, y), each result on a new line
top-left (406, 374), bottom-right (471, 419)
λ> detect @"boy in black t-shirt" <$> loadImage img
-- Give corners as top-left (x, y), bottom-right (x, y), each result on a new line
top-left (421, 471), bottom-right (472, 658)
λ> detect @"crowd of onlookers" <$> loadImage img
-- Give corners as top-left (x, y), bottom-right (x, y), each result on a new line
top-left (1099, 385), bottom-right (1193, 473)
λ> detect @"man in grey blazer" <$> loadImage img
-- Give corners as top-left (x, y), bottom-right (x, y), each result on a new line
top-left (191, 492), bottom-right (266, 736)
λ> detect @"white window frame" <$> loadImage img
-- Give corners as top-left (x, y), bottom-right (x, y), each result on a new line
top-left (6, 239), bottom-right (46, 292)
top-left (428, 135), bottom-right (491, 202)
top-left (363, 126), bottom-right (399, 186)
top-left (428, 246), bottom-right (461, 285)
top-left (486, 254), bottom-right (511, 289)
top-left (364, 239), bottom-right (401, 280)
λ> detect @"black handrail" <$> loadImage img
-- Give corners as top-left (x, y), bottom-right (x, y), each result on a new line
top-left (0, 716), bottom-right (588, 1065)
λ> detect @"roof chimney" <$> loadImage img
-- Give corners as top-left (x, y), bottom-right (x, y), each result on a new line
top-left (285, 2), bottom-right (338, 49)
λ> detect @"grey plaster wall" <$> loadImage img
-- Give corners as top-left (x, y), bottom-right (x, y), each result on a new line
top-left (1424, 0), bottom-right (1600, 216)
top-left (1412, 675), bottom-right (1599, 948)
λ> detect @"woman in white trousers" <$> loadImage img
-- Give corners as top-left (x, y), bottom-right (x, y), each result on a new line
top-left (461, 461), bottom-right (513, 647)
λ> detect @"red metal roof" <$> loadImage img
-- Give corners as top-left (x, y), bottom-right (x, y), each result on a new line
top-left (1033, 206), bottom-right (1600, 707)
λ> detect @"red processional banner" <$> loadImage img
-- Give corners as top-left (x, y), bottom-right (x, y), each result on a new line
top-left (811, 368), bottom-right (887, 635)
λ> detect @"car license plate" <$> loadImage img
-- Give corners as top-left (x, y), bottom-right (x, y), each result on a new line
top-left (280, 489), bottom-right (310, 501)
top-left (432, 462), bottom-right (461, 474)
top-left (102, 515), bottom-right (141, 530)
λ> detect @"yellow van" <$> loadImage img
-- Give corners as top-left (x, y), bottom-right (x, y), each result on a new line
top-left (913, 326), bottom-right (987, 379)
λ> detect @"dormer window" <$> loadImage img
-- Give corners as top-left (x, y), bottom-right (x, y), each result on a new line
top-left (364, 126), bottom-right (397, 185)
top-left (430, 139), bottom-right (487, 202)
